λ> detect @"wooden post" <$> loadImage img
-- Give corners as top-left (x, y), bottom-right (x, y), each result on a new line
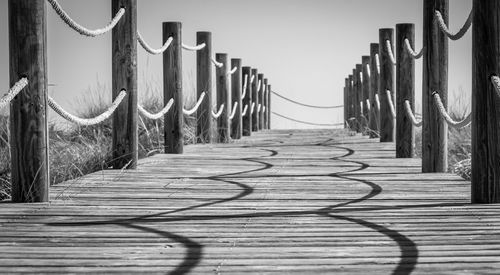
top-left (267, 84), bottom-right (272, 129)
top-left (251, 69), bottom-right (259, 131)
top-left (164, 22), bottom-right (183, 154)
top-left (263, 78), bottom-right (268, 130)
top-left (344, 78), bottom-right (349, 128)
top-left (355, 64), bottom-right (363, 133)
top-left (230, 59), bottom-right (243, 139)
top-left (112, 0), bottom-right (138, 169)
top-left (422, 0), bottom-right (448, 172)
top-left (396, 24), bottom-right (416, 158)
top-left (352, 68), bottom-right (359, 132)
top-left (9, 0), bottom-right (49, 202)
top-left (471, 0), bottom-right (500, 203)
top-left (257, 74), bottom-right (265, 130)
top-left (242, 66), bottom-right (252, 136)
top-left (362, 56), bottom-right (371, 135)
top-left (379, 28), bottom-right (395, 142)
top-left (348, 74), bottom-right (354, 130)
top-left (369, 43), bottom-right (380, 138)
top-left (196, 32), bottom-right (213, 143)
top-left (216, 53), bottom-right (230, 143)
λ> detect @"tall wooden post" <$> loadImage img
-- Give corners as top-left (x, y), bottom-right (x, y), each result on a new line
top-left (112, 0), bottom-right (138, 169)
top-left (251, 69), bottom-right (259, 131)
top-left (422, 0), bottom-right (448, 172)
top-left (216, 53), bottom-right (230, 143)
top-left (471, 0), bottom-right (500, 203)
top-left (362, 56), bottom-right (371, 135)
top-left (379, 28), bottom-right (395, 142)
top-left (396, 24), bottom-right (416, 158)
top-left (196, 32), bottom-right (213, 143)
top-left (257, 74), bottom-right (265, 130)
top-left (348, 74), bottom-right (354, 129)
top-left (267, 84), bottom-right (272, 129)
top-left (164, 22), bottom-right (183, 153)
top-left (352, 68), bottom-right (359, 132)
top-left (242, 66), bottom-right (252, 136)
top-left (263, 78), bottom-right (268, 130)
top-left (344, 78), bottom-right (349, 128)
top-left (9, 0), bottom-right (49, 202)
top-left (369, 43), bottom-right (380, 137)
top-left (355, 64), bottom-right (363, 133)
top-left (230, 59), bottom-right (243, 139)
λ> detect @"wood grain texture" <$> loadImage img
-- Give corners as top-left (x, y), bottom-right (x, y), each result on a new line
top-left (216, 53), bottom-right (230, 143)
top-left (196, 32), bottom-right (213, 143)
top-left (263, 79), bottom-right (268, 130)
top-left (9, 0), bottom-right (49, 202)
top-left (348, 75), bottom-right (354, 129)
top-left (251, 69), bottom-right (259, 132)
top-left (230, 59), bottom-right (243, 139)
top-left (355, 65), bottom-right (363, 133)
top-left (369, 44), bottom-right (380, 138)
top-left (267, 84), bottom-right (272, 129)
top-left (112, 0), bottom-right (138, 169)
top-left (257, 74), bottom-right (265, 131)
top-left (344, 78), bottom-right (349, 128)
top-left (1, 129), bottom-right (497, 274)
top-left (471, 0), bottom-right (500, 203)
top-left (242, 67), bottom-right (252, 136)
top-left (163, 22), bottom-right (183, 153)
top-left (379, 28), bottom-right (395, 142)
top-left (396, 24), bottom-right (416, 158)
top-left (422, 0), bottom-right (449, 172)
top-left (362, 56), bottom-right (371, 135)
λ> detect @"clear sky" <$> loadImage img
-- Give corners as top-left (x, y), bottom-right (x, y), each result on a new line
top-left (0, 0), bottom-right (471, 129)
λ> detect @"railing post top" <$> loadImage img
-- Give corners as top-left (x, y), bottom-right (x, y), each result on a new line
top-left (379, 28), bottom-right (394, 35)
top-left (370, 42), bottom-right (379, 47)
top-left (231, 58), bottom-right (242, 62)
top-left (258, 73), bottom-right (264, 78)
top-left (242, 66), bottom-right (251, 70)
top-left (355, 64), bottom-right (362, 70)
top-left (197, 31), bottom-right (212, 35)
top-left (216, 53), bottom-right (228, 57)
top-left (163, 21), bottom-right (182, 25)
top-left (362, 56), bottom-right (370, 62)
top-left (252, 68), bottom-right (258, 74)
top-left (396, 23), bottom-right (415, 28)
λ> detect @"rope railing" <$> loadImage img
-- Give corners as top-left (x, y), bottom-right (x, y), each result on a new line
top-left (375, 93), bottom-right (381, 112)
top-left (250, 75), bottom-right (255, 84)
top-left (226, 67), bottom-right (238, 76)
top-left (241, 104), bottom-right (249, 117)
top-left (385, 40), bottom-right (397, 65)
top-left (49, 90), bottom-right (127, 126)
top-left (47, 0), bottom-right (124, 37)
top-left (0, 77), bottom-right (28, 110)
top-left (272, 112), bottom-right (343, 127)
top-left (432, 92), bottom-right (471, 128)
top-left (271, 90), bottom-right (344, 109)
top-left (257, 80), bottom-right (262, 92)
top-left (183, 92), bottom-right (206, 116)
top-left (435, 9), bottom-right (473, 41)
top-left (386, 90), bottom-right (396, 119)
top-left (375, 54), bottom-right (381, 74)
top-left (137, 32), bottom-right (173, 55)
top-left (241, 74), bottom-right (249, 99)
top-left (211, 57), bottom-right (223, 68)
top-left (365, 99), bottom-right (371, 112)
top-left (404, 100), bottom-right (422, 127)
top-left (229, 102), bottom-right (238, 120)
top-left (490, 75), bottom-right (500, 100)
top-left (257, 104), bottom-right (262, 113)
top-left (250, 102), bottom-right (256, 115)
top-left (365, 64), bottom-right (371, 78)
top-left (138, 98), bottom-right (174, 120)
top-left (182, 43), bottom-right (206, 51)
top-left (359, 72), bottom-right (363, 83)
top-left (212, 103), bottom-right (225, 119)
top-left (404, 38), bottom-right (424, 59)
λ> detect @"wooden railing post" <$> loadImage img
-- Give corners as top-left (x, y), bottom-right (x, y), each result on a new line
top-left (355, 64), bottom-right (363, 133)
top-left (230, 59), bottom-right (243, 139)
top-left (471, 0), bottom-right (500, 203)
top-left (258, 74), bottom-right (265, 130)
top-left (344, 78), bottom-right (349, 128)
top-left (251, 69), bottom-right (259, 132)
top-left (242, 66), bottom-right (252, 136)
top-left (216, 53), bottom-right (230, 143)
top-left (112, 0), bottom-right (138, 169)
top-left (362, 56), bottom-right (371, 135)
top-left (369, 43), bottom-right (380, 138)
top-left (422, 0), bottom-right (448, 172)
top-left (164, 22), bottom-right (183, 153)
top-left (379, 28), bottom-right (395, 142)
top-left (196, 32), bottom-right (213, 143)
top-left (9, 0), bottom-right (49, 202)
top-left (352, 68), bottom-right (359, 132)
top-left (267, 84), bottom-right (272, 129)
top-left (396, 24), bottom-right (416, 158)
top-left (263, 78), bottom-right (268, 130)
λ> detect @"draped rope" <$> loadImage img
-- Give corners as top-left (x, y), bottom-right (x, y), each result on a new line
top-left (404, 38), bottom-right (424, 59)
top-left (0, 77), bottom-right (28, 110)
top-left (47, 0), bottom-right (124, 37)
top-left (227, 67), bottom-right (238, 76)
top-left (257, 80), bottom-right (262, 92)
top-left (229, 102), bottom-right (238, 120)
top-left (211, 57), bottom-right (223, 68)
top-left (138, 98), bottom-right (174, 120)
top-left (385, 40), bottom-right (397, 65)
top-left (272, 112), bottom-right (343, 127)
top-left (183, 92), bottom-right (206, 115)
top-left (137, 32), bottom-right (173, 55)
top-left (375, 54), bottom-right (381, 74)
top-left (386, 90), bottom-right (397, 119)
top-left (435, 9), bottom-right (473, 41)
top-left (365, 99), bottom-right (371, 112)
top-left (182, 43), bottom-right (206, 51)
top-left (250, 102), bottom-right (256, 115)
top-left (375, 93), bottom-right (381, 113)
top-left (257, 104), bottom-right (262, 113)
top-left (241, 104), bottom-right (249, 117)
top-left (432, 92), bottom-right (471, 128)
top-left (250, 75), bottom-right (255, 84)
top-left (241, 74), bottom-right (249, 99)
top-left (359, 101), bottom-right (363, 114)
top-left (359, 72), bottom-right (363, 83)
top-left (271, 90), bottom-right (343, 109)
top-left (212, 104), bottom-right (225, 119)
top-left (365, 64), bottom-right (371, 78)
top-left (49, 90), bottom-right (127, 126)
top-left (404, 100), bottom-right (422, 127)
top-left (490, 75), bottom-right (500, 100)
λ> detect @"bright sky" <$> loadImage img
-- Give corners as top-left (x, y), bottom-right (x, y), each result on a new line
top-left (0, 0), bottom-right (471, 129)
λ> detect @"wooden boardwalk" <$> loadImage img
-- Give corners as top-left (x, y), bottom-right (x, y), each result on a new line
top-left (0, 129), bottom-right (499, 274)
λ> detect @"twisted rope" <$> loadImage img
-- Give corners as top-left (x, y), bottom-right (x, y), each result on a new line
top-left (257, 80), bottom-right (262, 92)
top-left (365, 99), bottom-right (371, 112)
top-left (385, 40), bottom-right (397, 65)
top-left (271, 90), bottom-right (343, 109)
top-left (212, 104), bottom-right (225, 119)
top-left (375, 93), bottom-right (381, 113)
top-left (250, 102), bottom-right (256, 115)
top-left (375, 54), bottom-right (381, 74)
top-left (365, 64), bottom-right (371, 78)
top-left (359, 101), bottom-right (363, 114)
top-left (241, 74), bottom-right (249, 99)
top-left (211, 57), bottom-right (223, 68)
top-left (227, 67), bottom-right (238, 76)
top-left (404, 39), bottom-right (424, 59)
top-left (241, 104), bottom-right (249, 117)
top-left (257, 104), bottom-right (262, 113)
top-left (138, 98), bottom-right (174, 120)
top-left (272, 112), bottom-right (343, 127)
top-left (435, 9), bottom-right (473, 41)
top-left (137, 32), bottom-right (173, 55)
top-left (47, 0), bottom-right (124, 37)
top-left (359, 72), bottom-right (363, 83)
top-left (182, 43), bottom-right (206, 51)
top-left (0, 77), bottom-right (28, 110)
top-left (183, 92), bottom-right (206, 115)
top-left (490, 76), bottom-right (500, 100)
top-left (250, 75), bottom-right (255, 84)
top-left (432, 92), bottom-right (471, 128)
top-left (49, 90), bottom-right (126, 126)
top-left (229, 102), bottom-right (238, 120)
top-left (386, 90), bottom-right (397, 119)
top-left (404, 100), bottom-right (422, 127)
